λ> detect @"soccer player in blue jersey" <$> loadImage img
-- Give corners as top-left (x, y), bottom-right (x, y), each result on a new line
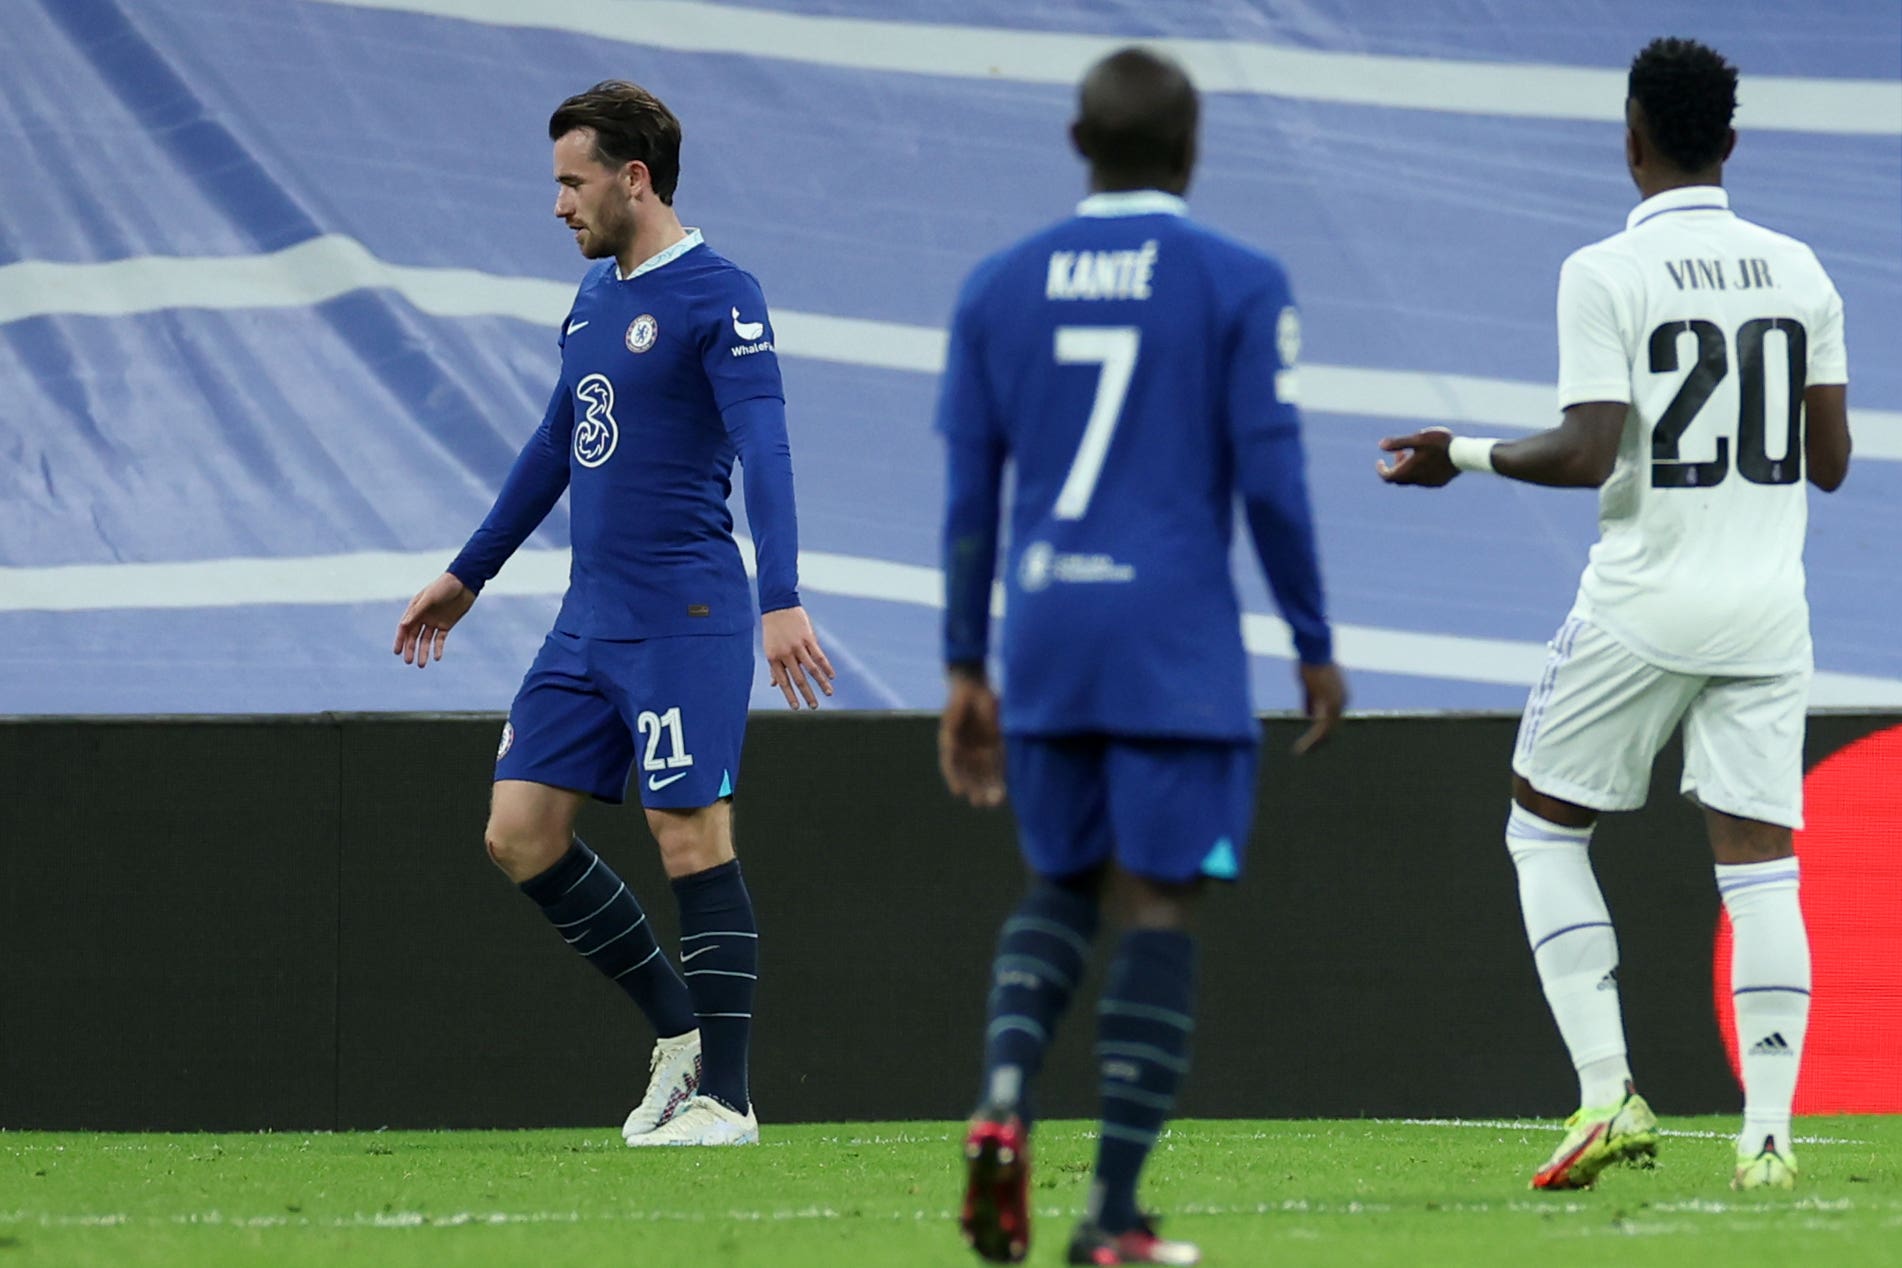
top-left (936, 49), bottom-right (1347, 1266)
top-left (392, 80), bottom-right (833, 1147)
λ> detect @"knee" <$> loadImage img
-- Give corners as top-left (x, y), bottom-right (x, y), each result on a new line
top-left (1512, 776), bottom-right (1597, 830)
top-left (647, 808), bottom-right (734, 879)
top-left (1115, 872), bottom-right (1201, 932)
top-left (1714, 825), bottom-right (1795, 865)
top-left (484, 817), bottom-right (567, 882)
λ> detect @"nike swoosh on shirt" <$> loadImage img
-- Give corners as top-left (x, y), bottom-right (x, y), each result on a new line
top-left (648, 771), bottom-right (690, 792)
top-left (566, 319), bottom-right (589, 335)
top-left (730, 306), bottom-right (764, 340)
top-left (681, 945), bottom-right (716, 962)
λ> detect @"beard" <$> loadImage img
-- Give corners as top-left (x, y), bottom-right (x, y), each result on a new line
top-left (575, 201), bottom-right (635, 260)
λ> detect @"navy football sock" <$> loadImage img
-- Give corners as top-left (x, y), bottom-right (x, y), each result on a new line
top-left (519, 839), bottom-right (697, 1039)
top-left (1090, 929), bottom-right (1197, 1234)
top-left (980, 881), bottom-right (1101, 1117)
top-left (672, 860), bottom-right (758, 1113)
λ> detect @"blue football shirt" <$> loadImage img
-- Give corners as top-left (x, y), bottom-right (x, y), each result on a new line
top-left (450, 231), bottom-right (801, 638)
top-left (937, 191), bottom-right (1332, 741)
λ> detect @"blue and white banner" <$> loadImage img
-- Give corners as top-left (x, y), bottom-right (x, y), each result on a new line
top-left (1, 0), bottom-right (1897, 714)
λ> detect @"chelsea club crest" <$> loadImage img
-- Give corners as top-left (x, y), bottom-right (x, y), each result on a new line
top-left (626, 313), bottom-right (658, 354)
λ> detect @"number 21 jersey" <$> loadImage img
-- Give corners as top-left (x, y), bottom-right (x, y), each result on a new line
top-left (1558, 185), bottom-right (1848, 675)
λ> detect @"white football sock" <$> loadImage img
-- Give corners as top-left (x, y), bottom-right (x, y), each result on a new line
top-left (1719, 857), bottom-right (1810, 1152)
top-left (1506, 803), bottom-right (1631, 1108)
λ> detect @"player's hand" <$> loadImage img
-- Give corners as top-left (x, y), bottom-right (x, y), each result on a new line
top-left (762, 606), bottom-right (835, 709)
top-left (1376, 427), bottom-right (1459, 486)
top-left (940, 669), bottom-right (1005, 808)
top-left (393, 572), bottom-right (476, 668)
top-left (1292, 661), bottom-right (1347, 755)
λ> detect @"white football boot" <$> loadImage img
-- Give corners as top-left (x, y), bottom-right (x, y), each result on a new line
top-left (622, 1029), bottom-right (702, 1142)
top-left (625, 1094), bottom-right (759, 1147)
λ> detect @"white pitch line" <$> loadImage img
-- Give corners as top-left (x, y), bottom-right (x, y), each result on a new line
top-left (2, 236), bottom-right (1897, 459)
top-left (4, 540), bottom-right (1900, 705)
top-left (1383, 1117), bottom-right (1874, 1145)
top-left (7, 1192), bottom-right (1898, 1232)
top-left (302, 0), bottom-right (1902, 135)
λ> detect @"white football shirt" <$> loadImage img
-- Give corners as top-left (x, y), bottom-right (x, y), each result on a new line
top-left (1556, 185), bottom-right (1848, 675)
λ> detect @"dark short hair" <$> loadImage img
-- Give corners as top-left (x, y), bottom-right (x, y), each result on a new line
top-left (549, 80), bottom-right (683, 204)
top-left (1074, 47), bottom-right (1198, 176)
top-left (1628, 37), bottom-right (1738, 172)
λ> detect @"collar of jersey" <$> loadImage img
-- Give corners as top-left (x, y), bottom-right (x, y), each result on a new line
top-left (615, 228), bottom-right (705, 281)
top-left (1076, 191), bottom-right (1188, 219)
top-left (1627, 186), bottom-right (1731, 231)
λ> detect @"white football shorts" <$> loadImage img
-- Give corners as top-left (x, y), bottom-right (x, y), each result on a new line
top-left (1512, 616), bottom-right (1809, 828)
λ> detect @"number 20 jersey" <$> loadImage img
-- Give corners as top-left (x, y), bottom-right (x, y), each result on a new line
top-left (1557, 186), bottom-right (1848, 676)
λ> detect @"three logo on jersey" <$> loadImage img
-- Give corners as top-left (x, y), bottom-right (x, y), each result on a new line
top-left (566, 309), bottom-right (770, 466)
top-left (573, 374), bottom-right (619, 468)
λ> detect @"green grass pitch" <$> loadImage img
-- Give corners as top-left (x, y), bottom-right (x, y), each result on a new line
top-left (5, 1116), bottom-right (1899, 1266)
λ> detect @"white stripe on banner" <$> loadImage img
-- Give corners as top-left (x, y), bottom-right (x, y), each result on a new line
top-left (0, 236), bottom-right (572, 328)
top-left (2, 543), bottom-right (1898, 706)
top-left (302, 0), bottom-right (1902, 135)
top-left (2, 236), bottom-right (1898, 459)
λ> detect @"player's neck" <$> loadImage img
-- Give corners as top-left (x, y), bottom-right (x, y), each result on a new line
top-left (1088, 166), bottom-right (1188, 197)
top-left (1635, 168), bottom-right (1723, 202)
top-left (617, 208), bottom-right (688, 277)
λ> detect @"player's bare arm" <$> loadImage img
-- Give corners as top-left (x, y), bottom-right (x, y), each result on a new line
top-left (1805, 383), bottom-right (1851, 491)
top-left (393, 572), bottom-right (477, 668)
top-left (1293, 661), bottom-right (1347, 755)
top-left (1375, 401), bottom-right (1626, 488)
top-left (938, 665), bottom-right (1004, 809)
top-left (760, 605), bottom-right (835, 709)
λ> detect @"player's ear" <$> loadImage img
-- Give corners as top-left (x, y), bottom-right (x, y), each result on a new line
top-left (1720, 128), bottom-right (1737, 164)
top-left (1068, 118), bottom-right (1089, 162)
top-left (1622, 98), bottom-right (1644, 179)
top-left (621, 158), bottom-right (650, 200)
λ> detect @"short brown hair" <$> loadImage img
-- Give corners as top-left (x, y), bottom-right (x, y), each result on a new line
top-left (549, 80), bottom-right (683, 205)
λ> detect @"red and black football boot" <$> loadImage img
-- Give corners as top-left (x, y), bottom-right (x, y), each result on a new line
top-left (1065, 1214), bottom-right (1200, 1265)
top-left (959, 1107), bottom-right (1031, 1263)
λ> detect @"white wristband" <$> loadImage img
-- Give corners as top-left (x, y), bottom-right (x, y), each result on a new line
top-left (1448, 436), bottom-right (1502, 474)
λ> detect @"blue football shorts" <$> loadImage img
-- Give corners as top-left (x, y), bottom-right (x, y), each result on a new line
top-left (1004, 734), bottom-right (1259, 884)
top-left (494, 629), bottom-right (754, 808)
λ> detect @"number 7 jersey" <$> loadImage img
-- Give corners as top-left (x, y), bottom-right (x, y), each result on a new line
top-left (1558, 185), bottom-right (1848, 675)
top-left (935, 191), bottom-right (1329, 740)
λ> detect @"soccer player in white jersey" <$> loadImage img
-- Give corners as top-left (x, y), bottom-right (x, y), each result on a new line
top-left (1376, 37), bottom-right (1851, 1192)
